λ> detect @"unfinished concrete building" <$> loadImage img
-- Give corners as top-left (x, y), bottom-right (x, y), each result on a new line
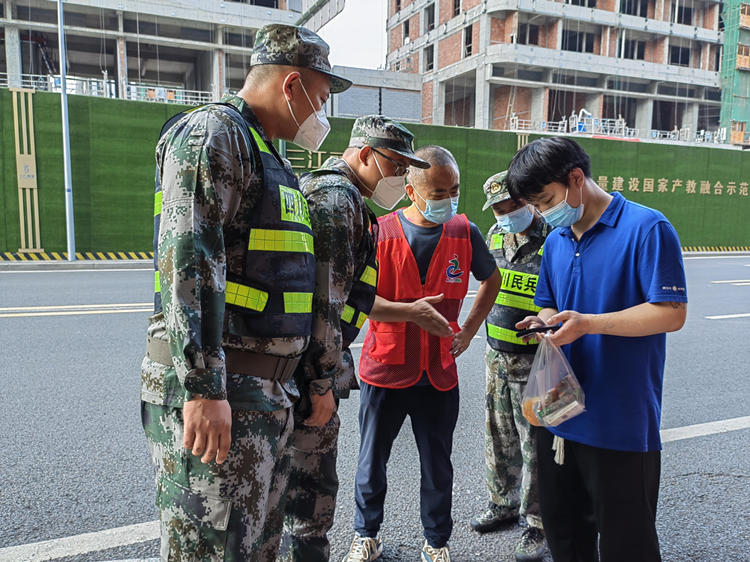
top-left (386, 0), bottom-right (724, 140)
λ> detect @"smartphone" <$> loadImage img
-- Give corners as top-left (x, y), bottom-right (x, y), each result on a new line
top-left (515, 325), bottom-right (561, 338)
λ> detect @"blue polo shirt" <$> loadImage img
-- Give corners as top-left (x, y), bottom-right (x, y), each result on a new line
top-left (534, 193), bottom-right (687, 452)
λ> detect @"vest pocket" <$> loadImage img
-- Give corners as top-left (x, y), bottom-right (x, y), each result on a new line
top-left (369, 321), bottom-right (406, 365)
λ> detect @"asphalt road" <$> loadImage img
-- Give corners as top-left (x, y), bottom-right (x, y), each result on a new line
top-left (0, 255), bottom-right (748, 561)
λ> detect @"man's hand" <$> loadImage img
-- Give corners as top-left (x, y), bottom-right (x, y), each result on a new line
top-left (409, 294), bottom-right (452, 337)
top-left (515, 315), bottom-right (548, 343)
top-left (450, 329), bottom-right (472, 358)
top-left (546, 310), bottom-right (592, 346)
top-left (304, 389), bottom-right (336, 427)
top-left (183, 397), bottom-right (232, 464)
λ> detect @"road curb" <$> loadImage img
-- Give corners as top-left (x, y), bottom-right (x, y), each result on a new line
top-left (0, 260), bottom-right (152, 271)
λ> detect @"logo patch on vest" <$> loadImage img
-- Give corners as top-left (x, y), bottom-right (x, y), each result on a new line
top-left (445, 254), bottom-right (464, 283)
top-left (279, 185), bottom-right (311, 228)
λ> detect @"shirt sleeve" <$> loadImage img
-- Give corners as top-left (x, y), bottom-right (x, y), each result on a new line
top-left (157, 110), bottom-right (252, 401)
top-left (469, 222), bottom-right (498, 281)
top-left (302, 185), bottom-right (363, 396)
top-left (638, 220), bottom-right (688, 303)
top-left (533, 247), bottom-right (556, 309)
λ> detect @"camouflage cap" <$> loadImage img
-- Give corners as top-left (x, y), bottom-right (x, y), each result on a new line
top-left (250, 24), bottom-right (352, 93)
top-left (349, 115), bottom-right (430, 169)
top-left (482, 171), bottom-right (511, 210)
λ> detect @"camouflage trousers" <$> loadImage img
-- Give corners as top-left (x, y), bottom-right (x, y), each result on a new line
top-left (278, 404), bottom-right (341, 562)
top-left (142, 401), bottom-right (294, 561)
top-left (484, 348), bottom-right (543, 529)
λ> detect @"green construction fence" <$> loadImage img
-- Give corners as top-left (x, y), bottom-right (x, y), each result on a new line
top-left (1, 89), bottom-right (749, 254)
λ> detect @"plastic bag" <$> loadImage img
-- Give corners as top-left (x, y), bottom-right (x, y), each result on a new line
top-left (521, 337), bottom-right (585, 427)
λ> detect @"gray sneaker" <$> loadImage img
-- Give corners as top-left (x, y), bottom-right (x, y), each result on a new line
top-left (469, 502), bottom-right (519, 533)
top-left (514, 526), bottom-right (547, 561)
top-left (421, 540), bottom-right (451, 562)
top-left (341, 534), bottom-right (383, 562)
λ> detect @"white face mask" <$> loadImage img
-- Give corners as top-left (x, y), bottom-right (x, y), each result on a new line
top-left (368, 152), bottom-right (406, 210)
top-left (285, 78), bottom-right (330, 151)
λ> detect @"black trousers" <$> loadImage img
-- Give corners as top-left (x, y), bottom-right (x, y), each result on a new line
top-left (354, 381), bottom-right (460, 548)
top-left (535, 428), bottom-right (662, 562)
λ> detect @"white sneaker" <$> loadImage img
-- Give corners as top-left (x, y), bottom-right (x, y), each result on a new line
top-left (421, 540), bottom-right (451, 562)
top-left (341, 533), bottom-right (383, 562)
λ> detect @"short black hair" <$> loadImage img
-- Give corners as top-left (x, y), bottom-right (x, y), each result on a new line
top-left (506, 137), bottom-right (591, 201)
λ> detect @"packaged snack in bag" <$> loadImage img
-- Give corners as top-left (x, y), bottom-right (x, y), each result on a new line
top-left (521, 337), bottom-right (585, 427)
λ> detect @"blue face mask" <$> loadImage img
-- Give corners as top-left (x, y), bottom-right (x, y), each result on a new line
top-left (414, 189), bottom-right (459, 224)
top-left (541, 187), bottom-right (584, 227)
top-left (496, 204), bottom-right (534, 233)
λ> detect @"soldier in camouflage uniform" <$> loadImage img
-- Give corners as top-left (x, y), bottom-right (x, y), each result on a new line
top-left (278, 116), bottom-right (430, 562)
top-left (469, 172), bottom-right (550, 561)
top-left (141, 24), bottom-right (351, 561)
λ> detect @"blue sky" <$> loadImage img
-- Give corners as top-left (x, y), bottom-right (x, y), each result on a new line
top-left (317, 0), bottom-right (388, 69)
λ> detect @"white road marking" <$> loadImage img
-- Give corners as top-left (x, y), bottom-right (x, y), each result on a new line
top-left (2, 415), bottom-right (748, 560)
top-left (0, 521), bottom-right (159, 562)
top-left (710, 279), bottom-right (750, 284)
top-left (661, 416), bottom-right (750, 443)
top-left (0, 303), bottom-right (151, 312)
top-left (683, 255), bottom-right (750, 260)
top-left (732, 282), bottom-right (750, 286)
top-left (705, 313), bottom-right (750, 320)
top-left (1, 268), bottom-right (153, 273)
top-left (0, 308), bottom-right (152, 319)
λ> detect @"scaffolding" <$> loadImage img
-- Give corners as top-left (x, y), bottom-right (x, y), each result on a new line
top-left (720, 0), bottom-right (750, 146)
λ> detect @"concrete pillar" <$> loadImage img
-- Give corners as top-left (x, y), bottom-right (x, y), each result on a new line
top-left (530, 87), bottom-right (546, 122)
top-left (681, 102), bottom-right (699, 131)
top-left (4, 2), bottom-right (22, 87)
top-left (585, 92), bottom-right (604, 116)
top-left (211, 26), bottom-right (225, 100)
top-left (116, 11), bottom-right (128, 99)
top-left (475, 64), bottom-right (491, 129)
top-left (434, 78), bottom-right (445, 125)
top-left (636, 98), bottom-right (654, 132)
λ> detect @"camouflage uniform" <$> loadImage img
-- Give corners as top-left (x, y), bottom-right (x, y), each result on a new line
top-left (142, 23), bottom-right (351, 562)
top-left (280, 117), bottom-right (428, 562)
top-left (482, 176), bottom-right (549, 531)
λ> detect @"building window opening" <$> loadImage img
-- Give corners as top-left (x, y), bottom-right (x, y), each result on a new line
top-left (620, 0), bottom-right (648, 17)
top-left (464, 24), bottom-right (473, 57)
top-left (518, 23), bottom-right (540, 45)
top-left (669, 45), bottom-right (690, 66)
top-left (424, 45), bottom-right (434, 71)
top-left (671, 5), bottom-right (693, 25)
top-left (425, 4), bottom-right (435, 31)
top-left (562, 30), bottom-right (596, 53)
top-left (403, 19), bottom-right (410, 45)
top-left (454, 0), bottom-right (462, 17)
top-left (619, 38), bottom-right (645, 60)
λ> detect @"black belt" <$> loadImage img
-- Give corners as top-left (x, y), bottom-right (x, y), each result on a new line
top-left (146, 336), bottom-right (300, 383)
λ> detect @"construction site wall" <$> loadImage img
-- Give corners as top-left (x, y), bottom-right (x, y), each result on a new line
top-left (1, 90), bottom-right (748, 255)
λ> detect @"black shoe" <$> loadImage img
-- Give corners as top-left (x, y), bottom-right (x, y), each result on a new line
top-left (515, 526), bottom-right (546, 561)
top-left (469, 502), bottom-right (519, 533)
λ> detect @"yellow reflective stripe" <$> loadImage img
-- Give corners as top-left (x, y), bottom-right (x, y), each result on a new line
top-left (538, 243), bottom-right (544, 256)
top-left (154, 191), bottom-right (162, 217)
top-left (487, 323), bottom-right (536, 346)
top-left (495, 291), bottom-right (542, 312)
top-left (283, 292), bottom-right (313, 313)
top-left (355, 311), bottom-right (368, 329)
top-left (498, 268), bottom-right (538, 297)
top-left (225, 281), bottom-right (268, 311)
top-left (360, 265), bottom-right (377, 287)
top-left (154, 271), bottom-right (161, 293)
top-left (490, 233), bottom-right (503, 250)
top-left (249, 127), bottom-right (271, 154)
top-left (248, 229), bottom-right (314, 254)
top-left (342, 304), bottom-right (369, 328)
top-left (341, 304), bottom-right (355, 323)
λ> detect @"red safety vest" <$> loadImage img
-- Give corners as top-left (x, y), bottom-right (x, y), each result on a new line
top-left (359, 211), bottom-right (472, 391)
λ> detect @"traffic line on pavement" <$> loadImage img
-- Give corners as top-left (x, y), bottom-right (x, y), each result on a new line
top-left (0, 303), bottom-right (151, 312)
top-left (0, 308), bottom-right (152, 318)
top-left (705, 313), bottom-right (750, 320)
top-left (0, 520), bottom-right (159, 562)
top-left (1, 268), bottom-right (153, 273)
top-left (661, 416), bottom-right (750, 443)
top-left (710, 279), bottom-right (750, 284)
top-left (1, 416), bottom-right (748, 560)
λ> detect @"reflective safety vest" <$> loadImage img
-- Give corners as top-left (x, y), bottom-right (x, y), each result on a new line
top-left (359, 212), bottom-right (471, 391)
top-left (153, 103), bottom-right (315, 339)
top-left (485, 225), bottom-right (547, 354)
top-left (299, 167), bottom-right (379, 348)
